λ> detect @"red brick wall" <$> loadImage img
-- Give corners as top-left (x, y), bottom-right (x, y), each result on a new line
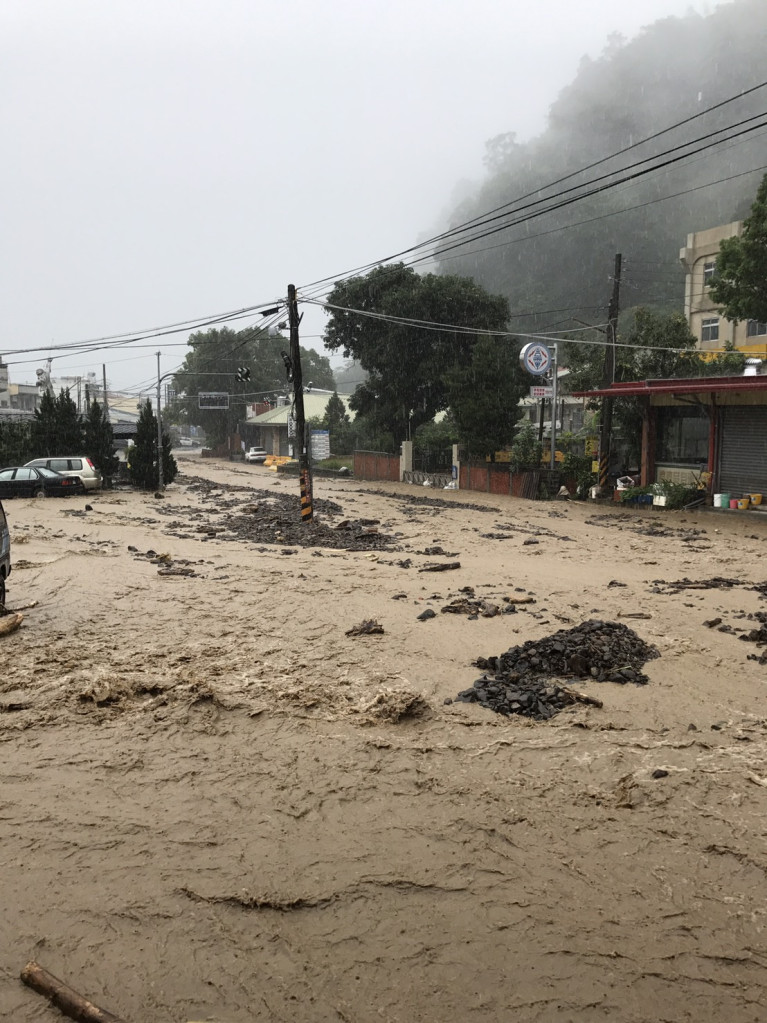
top-left (488, 465), bottom-right (511, 495)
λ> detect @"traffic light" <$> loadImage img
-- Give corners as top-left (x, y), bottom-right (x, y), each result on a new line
top-left (235, 367), bottom-right (251, 383)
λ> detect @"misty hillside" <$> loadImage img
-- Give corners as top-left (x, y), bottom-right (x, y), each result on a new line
top-left (436, 0), bottom-right (767, 333)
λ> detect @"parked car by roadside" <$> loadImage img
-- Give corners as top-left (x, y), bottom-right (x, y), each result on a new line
top-left (244, 447), bottom-right (268, 464)
top-left (25, 456), bottom-right (102, 490)
top-left (0, 499), bottom-right (10, 606)
top-left (0, 466), bottom-right (85, 499)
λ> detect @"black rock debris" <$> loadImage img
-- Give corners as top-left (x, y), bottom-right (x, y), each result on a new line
top-left (456, 619), bottom-right (659, 721)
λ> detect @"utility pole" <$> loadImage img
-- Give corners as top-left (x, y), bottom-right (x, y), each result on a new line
top-left (102, 364), bottom-right (109, 421)
top-left (550, 343), bottom-right (559, 471)
top-left (287, 285), bottom-right (313, 522)
top-left (598, 253), bottom-right (622, 491)
top-left (156, 351), bottom-right (164, 491)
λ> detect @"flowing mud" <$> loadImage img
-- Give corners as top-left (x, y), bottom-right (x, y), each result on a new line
top-left (1, 454), bottom-right (766, 1022)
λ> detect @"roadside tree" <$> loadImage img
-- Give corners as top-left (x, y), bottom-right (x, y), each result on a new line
top-left (84, 400), bottom-right (119, 486)
top-left (0, 421), bottom-right (33, 467)
top-left (321, 390), bottom-right (354, 454)
top-left (445, 334), bottom-right (527, 460)
top-left (323, 264), bottom-right (511, 444)
top-left (710, 172), bottom-right (767, 323)
top-left (129, 400), bottom-right (178, 490)
top-left (30, 389), bottom-right (84, 455)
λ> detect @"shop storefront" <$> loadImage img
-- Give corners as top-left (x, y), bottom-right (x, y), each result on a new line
top-left (574, 376), bottom-right (767, 495)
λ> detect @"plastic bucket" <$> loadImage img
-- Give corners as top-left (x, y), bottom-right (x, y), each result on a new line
top-left (750, 493), bottom-right (763, 506)
top-left (730, 499), bottom-right (739, 509)
top-left (738, 497), bottom-right (750, 510)
top-left (713, 493), bottom-right (726, 508)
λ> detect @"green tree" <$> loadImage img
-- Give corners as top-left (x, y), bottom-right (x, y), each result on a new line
top-left (84, 400), bottom-right (119, 485)
top-left (445, 334), bottom-right (527, 460)
top-left (0, 421), bottom-right (33, 466)
top-left (413, 413), bottom-right (459, 472)
top-left (321, 390), bottom-right (353, 454)
top-left (323, 263), bottom-right (511, 442)
top-left (30, 389), bottom-right (84, 455)
top-left (129, 400), bottom-right (178, 490)
top-left (167, 326), bottom-right (335, 447)
top-left (710, 172), bottom-right (767, 323)
top-left (563, 308), bottom-right (699, 393)
top-left (509, 422), bottom-right (542, 472)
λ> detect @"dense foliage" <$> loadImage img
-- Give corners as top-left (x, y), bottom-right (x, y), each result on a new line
top-left (128, 400), bottom-right (177, 490)
top-left (0, 420), bottom-right (33, 467)
top-left (323, 263), bottom-right (522, 450)
top-left (445, 334), bottom-right (527, 460)
top-left (31, 390), bottom-right (83, 454)
top-left (83, 400), bottom-right (120, 483)
top-left (167, 326), bottom-right (334, 447)
top-left (710, 172), bottom-right (767, 323)
top-left (321, 390), bottom-right (353, 454)
top-left (437, 0), bottom-right (767, 329)
top-left (2, 391), bottom-right (119, 481)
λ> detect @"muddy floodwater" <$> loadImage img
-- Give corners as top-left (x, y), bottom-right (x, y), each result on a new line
top-left (1, 452), bottom-right (766, 1022)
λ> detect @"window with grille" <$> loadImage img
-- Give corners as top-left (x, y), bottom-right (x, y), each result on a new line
top-left (746, 320), bottom-right (767, 337)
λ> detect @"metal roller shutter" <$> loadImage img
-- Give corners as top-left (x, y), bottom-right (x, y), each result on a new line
top-left (718, 406), bottom-right (767, 495)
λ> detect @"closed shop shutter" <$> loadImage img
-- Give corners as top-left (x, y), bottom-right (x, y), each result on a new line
top-left (718, 406), bottom-right (767, 495)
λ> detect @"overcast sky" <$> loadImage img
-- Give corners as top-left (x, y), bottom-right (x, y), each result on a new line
top-left (1, 0), bottom-right (719, 397)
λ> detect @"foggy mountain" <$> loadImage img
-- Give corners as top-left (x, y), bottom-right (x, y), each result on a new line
top-left (435, 0), bottom-right (767, 334)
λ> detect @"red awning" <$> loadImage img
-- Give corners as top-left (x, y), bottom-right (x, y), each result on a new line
top-left (573, 376), bottom-right (767, 399)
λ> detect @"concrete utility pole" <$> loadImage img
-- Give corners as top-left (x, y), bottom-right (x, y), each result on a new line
top-left (156, 351), bottom-right (164, 491)
top-left (598, 253), bottom-right (622, 490)
top-left (550, 344), bottom-right (559, 471)
top-left (102, 364), bottom-right (109, 421)
top-left (287, 284), bottom-right (313, 522)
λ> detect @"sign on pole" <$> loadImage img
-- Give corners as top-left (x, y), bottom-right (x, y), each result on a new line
top-left (519, 342), bottom-right (553, 376)
top-left (311, 429), bottom-right (330, 461)
top-left (530, 385), bottom-right (553, 398)
top-left (198, 392), bottom-right (230, 410)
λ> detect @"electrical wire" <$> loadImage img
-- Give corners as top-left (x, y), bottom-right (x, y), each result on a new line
top-left (298, 82), bottom-right (767, 296)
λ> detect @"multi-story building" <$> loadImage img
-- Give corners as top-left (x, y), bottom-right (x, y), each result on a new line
top-left (679, 221), bottom-right (767, 358)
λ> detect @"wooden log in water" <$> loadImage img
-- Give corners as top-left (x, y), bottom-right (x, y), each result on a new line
top-left (20, 961), bottom-right (126, 1023)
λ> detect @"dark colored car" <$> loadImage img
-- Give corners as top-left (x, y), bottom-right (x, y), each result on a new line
top-left (0, 466), bottom-right (85, 499)
top-left (0, 499), bottom-right (10, 606)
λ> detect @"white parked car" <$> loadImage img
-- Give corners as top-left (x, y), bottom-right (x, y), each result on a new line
top-left (244, 447), bottom-right (267, 464)
top-left (25, 456), bottom-right (102, 490)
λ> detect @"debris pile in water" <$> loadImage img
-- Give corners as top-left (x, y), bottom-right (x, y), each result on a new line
top-left (456, 620), bottom-right (659, 720)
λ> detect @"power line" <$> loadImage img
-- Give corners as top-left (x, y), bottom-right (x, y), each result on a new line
top-left (298, 81), bottom-right (767, 295)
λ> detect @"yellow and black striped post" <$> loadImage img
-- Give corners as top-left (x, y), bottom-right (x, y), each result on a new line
top-left (300, 463), bottom-right (313, 522)
top-left (599, 452), bottom-right (609, 490)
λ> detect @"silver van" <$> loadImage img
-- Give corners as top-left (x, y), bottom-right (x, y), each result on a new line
top-left (0, 499), bottom-right (10, 607)
top-left (25, 456), bottom-right (102, 491)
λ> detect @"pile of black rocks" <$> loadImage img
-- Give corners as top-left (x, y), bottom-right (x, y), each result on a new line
top-left (455, 619), bottom-right (660, 721)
